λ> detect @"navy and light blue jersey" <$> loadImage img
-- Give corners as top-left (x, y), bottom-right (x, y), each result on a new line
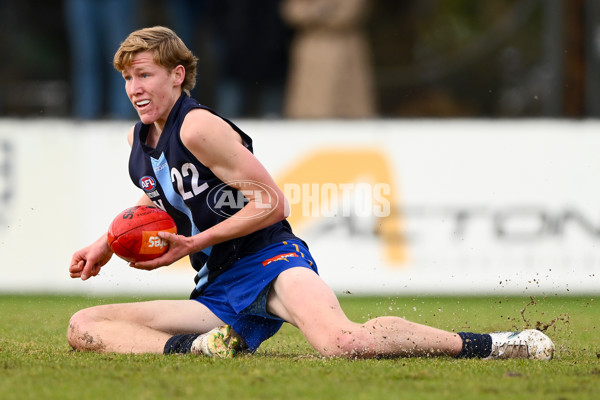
top-left (128, 94), bottom-right (299, 295)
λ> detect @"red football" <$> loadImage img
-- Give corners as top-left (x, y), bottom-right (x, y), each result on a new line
top-left (107, 206), bottom-right (177, 262)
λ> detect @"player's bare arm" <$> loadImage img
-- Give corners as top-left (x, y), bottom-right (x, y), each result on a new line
top-left (184, 110), bottom-right (287, 241)
top-left (127, 125), bottom-right (135, 147)
top-left (186, 110), bottom-right (286, 216)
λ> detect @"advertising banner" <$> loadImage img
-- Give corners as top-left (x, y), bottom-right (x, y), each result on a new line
top-left (1, 119), bottom-right (599, 296)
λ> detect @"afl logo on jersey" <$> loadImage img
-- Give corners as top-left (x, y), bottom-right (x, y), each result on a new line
top-left (140, 176), bottom-right (156, 192)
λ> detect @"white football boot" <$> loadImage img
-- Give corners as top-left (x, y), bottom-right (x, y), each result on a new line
top-left (191, 325), bottom-right (244, 358)
top-left (486, 329), bottom-right (555, 360)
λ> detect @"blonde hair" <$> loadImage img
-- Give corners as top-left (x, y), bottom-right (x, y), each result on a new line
top-left (113, 26), bottom-right (198, 94)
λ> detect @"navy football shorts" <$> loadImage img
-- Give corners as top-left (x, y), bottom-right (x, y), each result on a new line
top-left (193, 239), bottom-right (318, 352)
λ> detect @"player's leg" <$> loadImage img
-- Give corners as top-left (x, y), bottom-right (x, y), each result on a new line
top-left (266, 267), bottom-right (463, 358)
top-left (268, 267), bottom-right (554, 359)
top-left (67, 299), bottom-right (224, 354)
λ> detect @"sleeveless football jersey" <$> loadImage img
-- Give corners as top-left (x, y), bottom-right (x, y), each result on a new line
top-left (129, 94), bottom-right (299, 295)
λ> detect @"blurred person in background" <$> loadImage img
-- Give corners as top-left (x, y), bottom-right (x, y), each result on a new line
top-left (163, 0), bottom-right (205, 52)
top-left (64, 0), bottom-right (136, 119)
top-left (282, 0), bottom-right (376, 118)
top-left (209, 0), bottom-right (291, 118)
top-left (163, 0), bottom-right (206, 98)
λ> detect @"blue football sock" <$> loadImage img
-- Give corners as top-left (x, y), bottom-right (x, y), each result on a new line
top-left (457, 332), bottom-right (493, 358)
top-left (164, 334), bottom-right (200, 354)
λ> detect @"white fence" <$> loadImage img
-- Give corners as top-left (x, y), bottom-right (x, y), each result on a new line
top-left (1, 118), bottom-right (599, 296)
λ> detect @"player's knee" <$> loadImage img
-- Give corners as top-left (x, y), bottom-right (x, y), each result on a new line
top-left (66, 307), bottom-right (103, 351)
top-left (317, 329), bottom-right (371, 358)
top-left (66, 309), bottom-right (88, 349)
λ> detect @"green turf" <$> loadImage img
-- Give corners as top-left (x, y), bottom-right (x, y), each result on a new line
top-left (0, 294), bottom-right (598, 399)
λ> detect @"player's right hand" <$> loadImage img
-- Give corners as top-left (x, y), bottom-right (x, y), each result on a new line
top-left (69, 234), bottom-right (114, 280)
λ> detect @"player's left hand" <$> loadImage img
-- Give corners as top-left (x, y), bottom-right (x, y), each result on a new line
top-left (129, 231), bottom-right (194, 270)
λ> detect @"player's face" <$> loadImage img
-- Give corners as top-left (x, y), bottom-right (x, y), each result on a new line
top-left (122, 51), bottom-right (183, 127)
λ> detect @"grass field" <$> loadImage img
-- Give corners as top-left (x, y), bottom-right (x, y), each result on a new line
top-left (0, 294), bottom-right (599, 399)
